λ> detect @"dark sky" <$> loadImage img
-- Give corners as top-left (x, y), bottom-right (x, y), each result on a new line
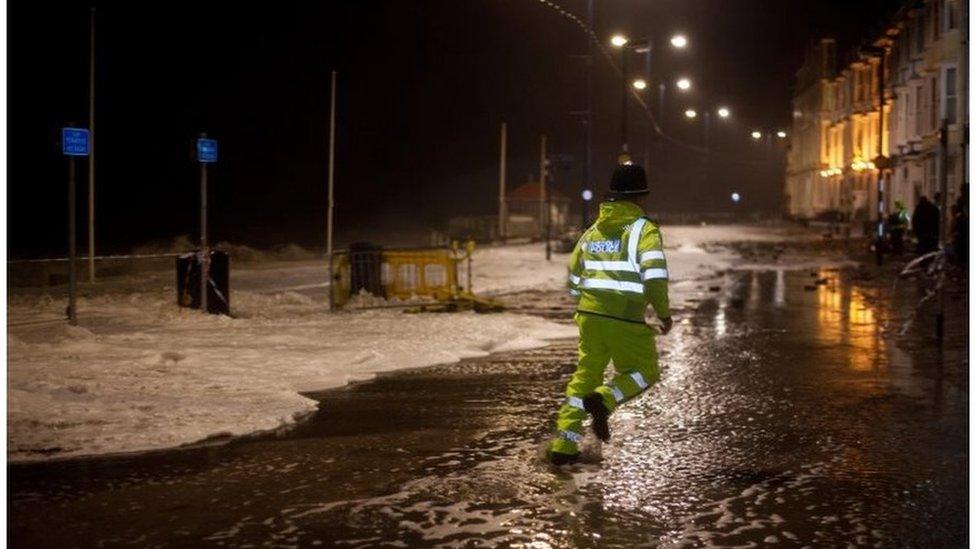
top-left (9, 0), bottom-right (902, 257)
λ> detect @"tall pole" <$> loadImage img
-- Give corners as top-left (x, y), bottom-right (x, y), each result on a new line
top-left (200, 134), bottom-right (208, 315)
top-left (498, 122), bottom-right (507, 240)
top-left (620, 50), bottom-right (628, 158)
top-left (875, 51), bottom-right (886, 266)
top-left (643, 46), bottom-right (652, 168)
top-left (87, 6), bottom-right (96, 283)
top-left (327, 70), bottom-right (337, 311)
top-left (539, 134), bottom-right (547, 240)
top-left (68, 155), bottom-right (78, 326)
top-left (937, 118), bottom-right (949, 342)
top-left (658, 82), bottom-right (667, 126)
top-left (583, 0), bottom-right (593, 227)
top-left (703, 111), bottom-right (711, 191)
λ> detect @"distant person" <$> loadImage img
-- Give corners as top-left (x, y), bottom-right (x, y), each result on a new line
top-left (887, 200), bottom-right (910, 255)
top-left (912, 196), bottom-right (940, 255)
top-left (549, 164), bottom-right (672, 466)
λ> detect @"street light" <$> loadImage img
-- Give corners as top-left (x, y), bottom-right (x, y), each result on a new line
top-left (684, 108), bottom-right (697, 119)
top-left (612, 31), bottom-right (689, 163)
top-left (676, 77), bottom-right (692, 91)
top-left (717, 107), bottom-right (730, 118)
top-left (776, 130), bottom-right (787, 138)
top-left (751, 130), bottom-right (762, 140)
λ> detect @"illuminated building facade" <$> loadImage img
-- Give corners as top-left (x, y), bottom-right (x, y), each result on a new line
top-left (786, 0), bottom-right (967, 224)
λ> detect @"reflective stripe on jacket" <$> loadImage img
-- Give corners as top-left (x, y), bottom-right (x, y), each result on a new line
top-left (567, 200), bottom-right (670, 323)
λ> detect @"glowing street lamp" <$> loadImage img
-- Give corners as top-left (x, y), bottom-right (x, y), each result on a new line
top-left (632, 78), bottom-right (647, 90)
top-left (751, 130), bottom-right (762, 140)
top-left (776, 130), bottom-right (788, 138)
top-left (676, 77), bottom-right (692, 91)
top-left (670, 34), bottom-right (688, 49)
top-left (610, 34), bottom-right (628, 48)
top-left (717, 107), bottom-right (730, 118)
top-left (684, 108), bottom-right (698, 119)
top-left (731, 192), bottom-right (741, 203)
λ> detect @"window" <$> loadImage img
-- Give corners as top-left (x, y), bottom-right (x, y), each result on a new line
top-left (931, 76), bottom-right (939, 130)
top-left (901, 91), bottom-right (910, 141)
top-left (944, 66), bottom-right (958, 124)
top-left (914, 17), bottom-right (926, 54)
top-left (947, 0), bottom-right (959, 30)
top-left (913, 85), bottom-right (923, 136)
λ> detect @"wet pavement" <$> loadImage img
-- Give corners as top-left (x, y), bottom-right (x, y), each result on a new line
top-left (8, 265), bottom-right (968, 548)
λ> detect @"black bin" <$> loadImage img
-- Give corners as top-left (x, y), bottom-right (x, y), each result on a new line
top-left (176, 250), bottom-right (230, 315)
top-left (348, 242), bottom-right (384, 298)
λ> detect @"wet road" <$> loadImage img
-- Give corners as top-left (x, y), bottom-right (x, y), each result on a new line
top-left (9, 267), bottom-right (968, 548)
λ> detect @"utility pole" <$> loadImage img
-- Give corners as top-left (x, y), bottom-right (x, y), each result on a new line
top-left (68, 146), bottom-right (78, 326)
top-left (62, 126), bottom-right (89, 326)
top-left (327, 70), bottom-right (337, 311)
top-left (498, 122), bottom-right (507, 241)
top-left (862, 46), bottom-right (888, 266)
top-left (937, 118), bottom-right (949, 343)
top-left (199, 133), bottom-right (209, 315)
top-left (545, 156), bottom-right (553, 262)
top-left (642, 44), bottom-right (652, 169)
top-left (583, 0), bottom-right (593, 227)
top-left (87, 6), bottom-right (96, 283)
top-left (539, 134), bottom-right (547, 242)
top-left (620, 49), bottom-right (629, 158)
top-left (703, 111), bottom-right (711, 191)
top-left (876, 51), bottom-right (886, 267)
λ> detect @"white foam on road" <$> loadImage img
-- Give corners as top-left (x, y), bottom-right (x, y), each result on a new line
top-left (7, 224), bottom-right (825, 461)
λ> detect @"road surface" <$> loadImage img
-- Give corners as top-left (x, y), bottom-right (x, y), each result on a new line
top-left (9, 266), bottom-right (968, 547)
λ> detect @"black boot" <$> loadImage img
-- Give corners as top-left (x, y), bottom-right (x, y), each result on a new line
top-left (583, 393), bottom-right (610, 442)
top-left (549, 451), bottom-right (579, 466)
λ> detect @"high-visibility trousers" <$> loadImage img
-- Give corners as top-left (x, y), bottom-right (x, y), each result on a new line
top-left (549, 312), bottom-right (660, 455)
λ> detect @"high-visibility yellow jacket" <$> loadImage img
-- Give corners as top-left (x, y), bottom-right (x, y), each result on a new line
top-left (567, 200), bottom-right (670, 324)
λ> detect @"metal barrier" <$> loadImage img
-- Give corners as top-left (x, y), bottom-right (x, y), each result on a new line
top-left (331, 242), bottom-right (474, 307)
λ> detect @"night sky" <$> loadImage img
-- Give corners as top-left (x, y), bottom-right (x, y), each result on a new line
top-left (9, 0), bottom-right (902, 258)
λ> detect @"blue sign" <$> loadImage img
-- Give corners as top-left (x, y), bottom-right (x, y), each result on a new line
top-left (62, 128), bottom-right (90, 156)
top-left (197, 138), bottom-right (218, 163)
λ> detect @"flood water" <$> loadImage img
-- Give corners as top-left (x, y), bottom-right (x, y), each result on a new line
top-left (8, 267), bottom-right (968, 547)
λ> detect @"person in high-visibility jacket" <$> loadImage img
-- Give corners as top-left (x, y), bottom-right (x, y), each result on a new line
top-left (887, 200), bottom-right (910, 255)
top-left (549, 163), bottom-right (672, 466)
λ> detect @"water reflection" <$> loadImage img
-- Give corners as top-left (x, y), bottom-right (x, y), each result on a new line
top-left (815, 269), bottom-right (882, 372)
top-left (714, 303), bottom-right (727, 337)
top-left (774, 270), bottom-right (785, 307)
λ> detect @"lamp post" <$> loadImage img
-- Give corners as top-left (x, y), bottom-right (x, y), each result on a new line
top-left (687, 106), bottom-right (732, 191)
top-left (610, 33), bottom-right (688, 164)
top-left (862, 45), bottom-right (889, 266)
top-left (610, 34), bottom-right (631, 159)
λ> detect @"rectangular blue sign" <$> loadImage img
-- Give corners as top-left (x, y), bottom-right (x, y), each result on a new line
top-left (197, 138), bottom-right (218, 163)
top-left (62, 128), bottom-right (90, 156)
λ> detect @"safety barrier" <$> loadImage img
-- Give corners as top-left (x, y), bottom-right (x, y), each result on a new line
top-left (331, 241), bottom-right (474, 307)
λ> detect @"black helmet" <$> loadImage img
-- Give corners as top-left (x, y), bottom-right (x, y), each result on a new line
top-left (608, 164), bottom-right (649, 198)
